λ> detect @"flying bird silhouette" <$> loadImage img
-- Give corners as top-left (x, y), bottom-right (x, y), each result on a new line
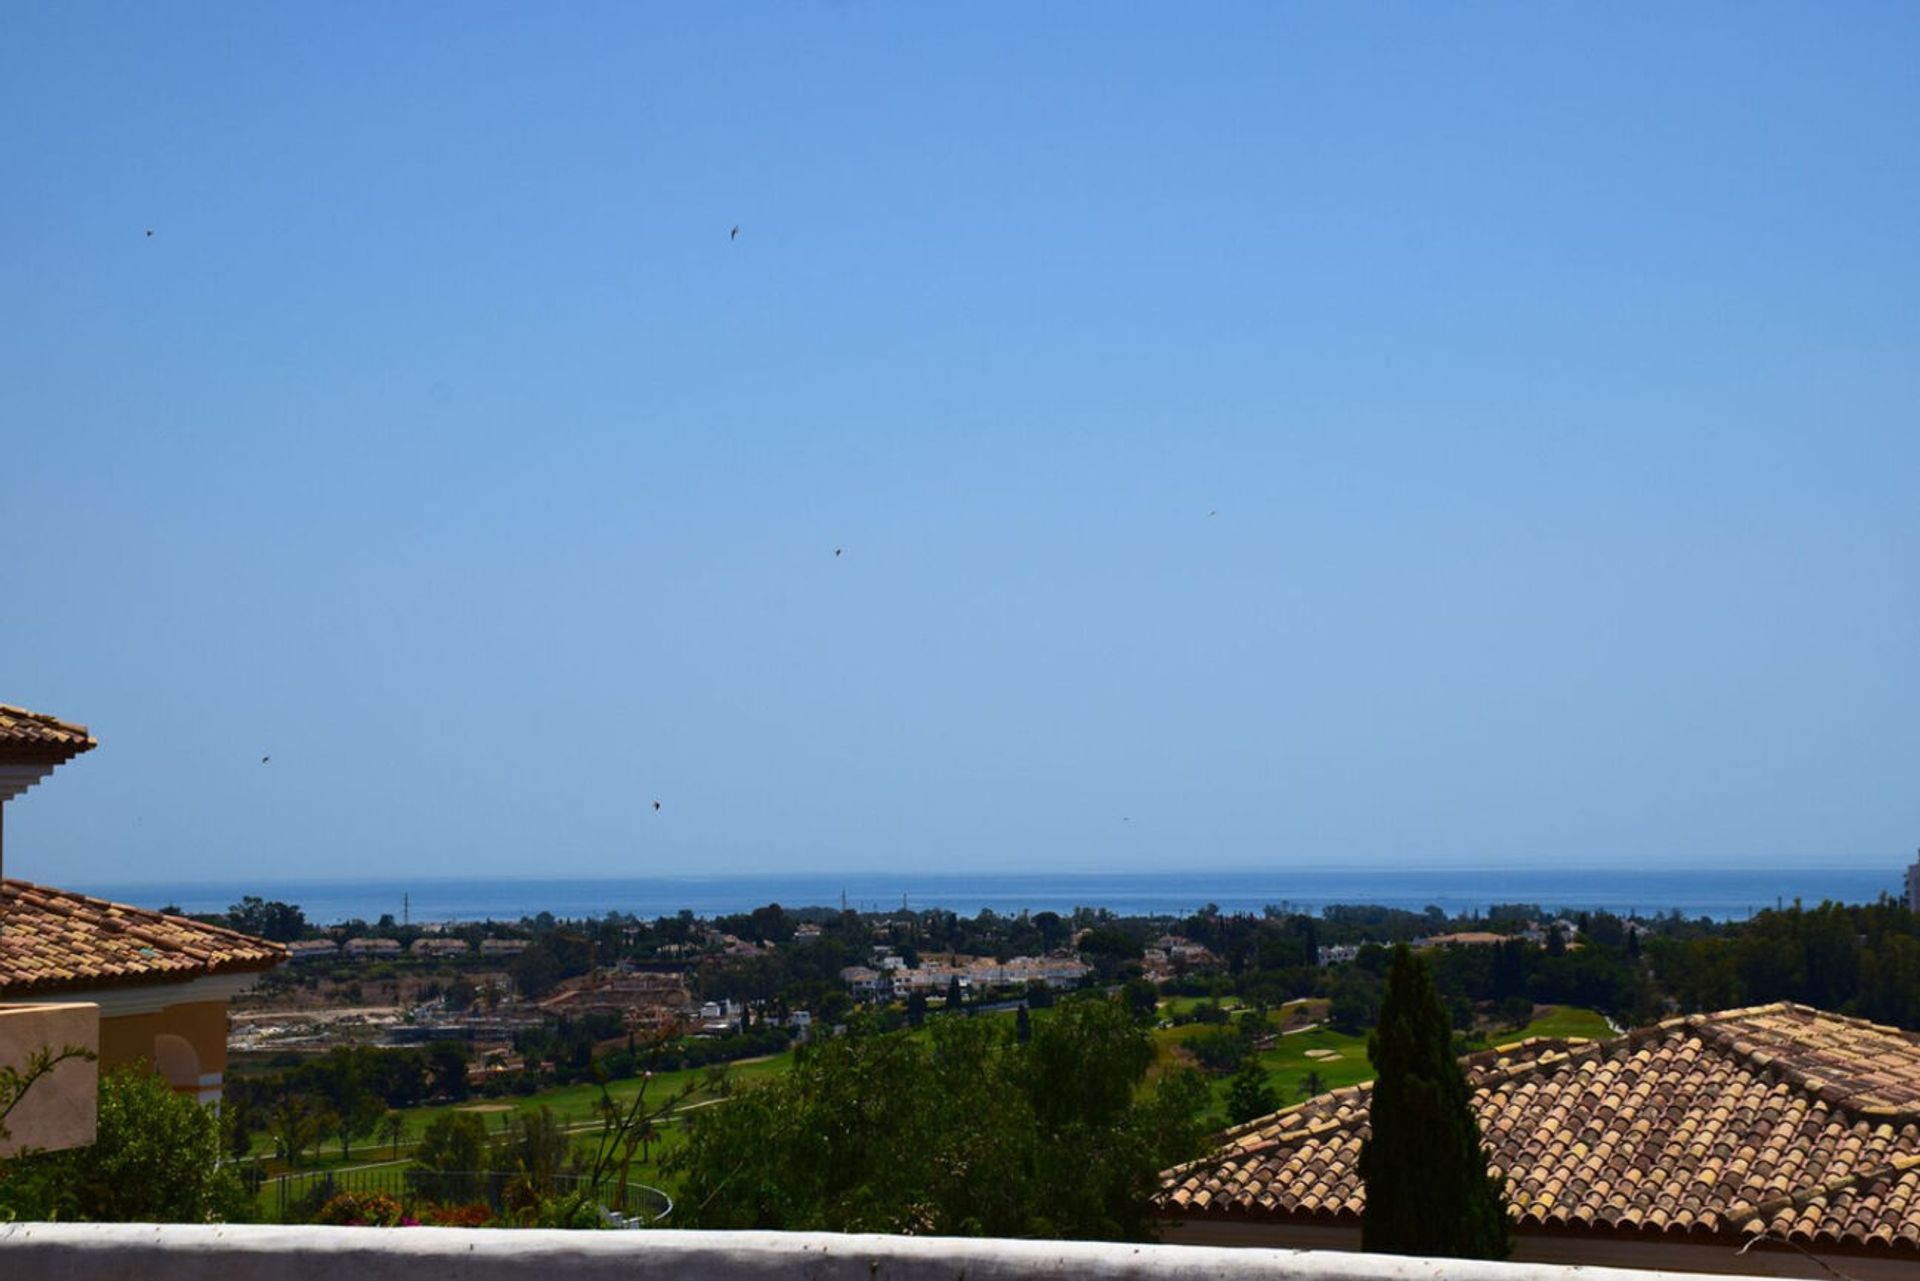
top-left (652, 800), bottom-right (662, 812)
top-left (260, 755), bottom-right (270, 764)
top-left (730, 225), bottom-right (739, 240)
top-left (834, 548), bottom-right (843, 557)
top-left (145, 229), bottom-right (154, 238)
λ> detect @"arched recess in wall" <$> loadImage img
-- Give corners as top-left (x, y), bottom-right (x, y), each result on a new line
top-left (152, 1033), bottom-right (201, 1095)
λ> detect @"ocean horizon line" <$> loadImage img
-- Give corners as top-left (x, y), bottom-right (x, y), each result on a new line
top-left (66, 866), bottom-right (1908, 928)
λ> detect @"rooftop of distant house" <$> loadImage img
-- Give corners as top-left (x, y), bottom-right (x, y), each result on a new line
top-left (1160, 1002), bottom-right (1920, 1255)
top-left (0, 878), bottom-right (287, 996)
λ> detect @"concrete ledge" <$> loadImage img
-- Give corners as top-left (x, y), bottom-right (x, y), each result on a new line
top-left (0, 1223), bottom-right (1779, 1281)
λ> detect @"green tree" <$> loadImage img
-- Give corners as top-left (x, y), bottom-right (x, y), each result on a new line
top-left (224, 896), bottom-right (308, 943)
top-left (492, 1106), bottom-right (573, 1205)
top-left (0, 1066), bottom-right (251, 1222)
top-left (1358, 945), bottom-right (1509, 1259)
top-left (307, 1047), bottom-right (383, 1161)
top-left (1225, 1056), bottom-right (1276, 1125)
top-left (510, 946), bottom-right (565, 1000)
top-left (267, 1092), bottom-right (328, 1169)
top-left (1015, 1002), bottom-right (1032, 1043)
top-left (409, 1110), bottom-right (489, 1205)
top-left (425, 1040), bottom-right (472, 1101)
top-left (669, 994), bottom-right (1203, 1239)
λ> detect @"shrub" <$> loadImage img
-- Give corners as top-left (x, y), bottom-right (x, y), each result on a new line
top-left (0, 1066), bottom-right (252, 1222)
top-left (315, 1191), bottom-right (404, 1227)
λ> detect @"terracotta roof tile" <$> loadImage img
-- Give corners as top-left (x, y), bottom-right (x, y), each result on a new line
top-left (1159, 1004), bottom-right (1920, 1255)
top-left (0, 705), bottom-right (96, 764)
top-left (0, 879), bottom-right (285, 995)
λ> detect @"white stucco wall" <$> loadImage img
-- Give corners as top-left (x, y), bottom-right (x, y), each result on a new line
top-left (1164, 1220), bottom-right (1914, 1281)
top-left (0, 1224), bottom-right (1800, 1281)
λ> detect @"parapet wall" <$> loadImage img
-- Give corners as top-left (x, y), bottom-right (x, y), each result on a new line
top-left (0, 1223), bottom-right (1786, 1281)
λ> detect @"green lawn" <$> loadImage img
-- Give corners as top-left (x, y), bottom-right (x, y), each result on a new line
top-left (1249, 1024), bottom-right (1375, 1101)
top-left (1152, 1002), bottom-right (1616, 1121)
top-left (246, 1051), bottom-right (794, 1172)
top-left (1157, 994), bottom-right (1245, 1018)
top-left (1498, 1004), bottom-right (1616, 1044)
top-left (248, 1051), bottom-right (794, 1218)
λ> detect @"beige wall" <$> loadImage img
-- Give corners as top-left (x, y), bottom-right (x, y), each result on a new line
top-left (96, 999), bottom-right (228, 1101)
top-left (0, 1002), bottom-right (99, 1156)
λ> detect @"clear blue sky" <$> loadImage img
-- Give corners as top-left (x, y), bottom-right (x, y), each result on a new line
top-left (4, 4), bottom-right (1916, 884)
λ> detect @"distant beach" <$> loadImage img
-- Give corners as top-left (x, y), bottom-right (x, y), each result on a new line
top-left (77, 866), bottom-right (1901, 927)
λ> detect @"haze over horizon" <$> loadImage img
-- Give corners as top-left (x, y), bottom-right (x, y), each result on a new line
top-left (5, 5), bottom-right (1916, 885)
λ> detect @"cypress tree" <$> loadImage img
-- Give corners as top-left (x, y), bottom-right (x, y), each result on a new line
top-left (1357, 944), bottom-right (1510, 1259)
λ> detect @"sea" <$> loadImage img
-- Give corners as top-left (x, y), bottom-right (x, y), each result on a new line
top-left (73, 866), bottom-right (1906, 928)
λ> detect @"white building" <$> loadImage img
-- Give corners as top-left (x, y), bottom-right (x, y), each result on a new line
top-left (839, 966), bottom-right (888, 1000)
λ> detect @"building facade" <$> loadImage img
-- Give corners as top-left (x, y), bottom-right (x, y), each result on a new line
top-left (0, 704), bottom-right (283, 1107)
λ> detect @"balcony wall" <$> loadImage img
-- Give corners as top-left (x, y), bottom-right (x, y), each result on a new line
top-left (0, 1224), bottom-right (1801, 1281)
top-left (0, 1002), bottom-right (98, 1157)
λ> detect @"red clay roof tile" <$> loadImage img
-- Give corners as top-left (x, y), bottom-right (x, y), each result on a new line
top-left (0, 705), bottom-right (97, 763)
top-left (0, 879), bottom-right (285, 995)
top-left (1159, 1004), bottom-right (1920, 1256)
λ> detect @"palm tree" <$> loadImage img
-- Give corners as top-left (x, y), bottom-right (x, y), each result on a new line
top-left (633, 1113), bottom-right (660, 1165)
top-left (381, 1110), bottom-right (407, 1159)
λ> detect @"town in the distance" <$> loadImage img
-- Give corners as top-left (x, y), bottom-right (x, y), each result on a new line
top-left (7, 700), bottom-right (1920, 1276)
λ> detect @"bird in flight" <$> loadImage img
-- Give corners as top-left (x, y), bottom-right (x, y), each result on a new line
top-left (145, 229), bottom-right (154, 238)
top-left (730, 225), bottom-right (740, 241)
top-left (652, 800), bottom-right (662, 812)
top-left (834, 548), bottom-right (843, 557)
top-left (260, 755), bottom-right (270, 765)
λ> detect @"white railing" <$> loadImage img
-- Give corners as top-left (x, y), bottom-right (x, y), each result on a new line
top-left (0, 1223), bottom-right (1783, 1281)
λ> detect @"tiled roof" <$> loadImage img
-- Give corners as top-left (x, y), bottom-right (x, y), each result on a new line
top-left (1160, 1003), bottom-right (1920, 1254)
top-left (0, 705), bottom-right (96, 763)
top-left (0, 879), bottom-right (285, 995)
